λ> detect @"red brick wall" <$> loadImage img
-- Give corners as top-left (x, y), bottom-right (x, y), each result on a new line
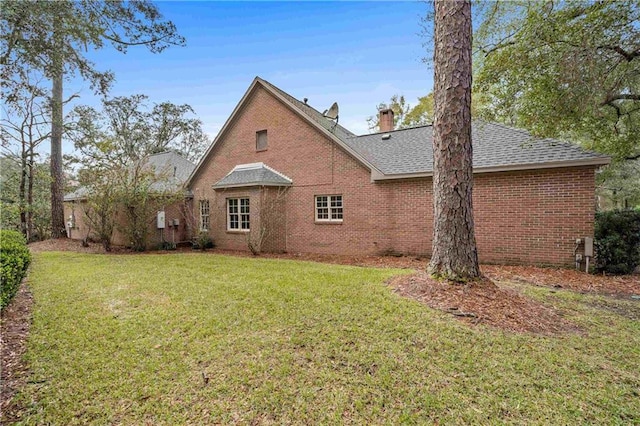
top-left (64, 199), bottom-right (191, 248)
top-left (189, 84), bottom-right (597, 265)
top-left (474, 167), bottom-right (596, 265)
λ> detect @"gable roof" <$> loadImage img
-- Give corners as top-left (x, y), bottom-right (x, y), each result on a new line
top-left (186, 77), bottom-right (384, 186)
top-left (64, 151), bottom-right (195, 202)
top-left (213, 162), bottom-right (292, 189)
top-left (187, 77), bottom-right (610, 185)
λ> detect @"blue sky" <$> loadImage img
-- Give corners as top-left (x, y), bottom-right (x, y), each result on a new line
top-left (66, 1), bottom-right (433, 153)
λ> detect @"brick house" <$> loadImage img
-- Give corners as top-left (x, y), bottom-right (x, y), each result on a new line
top-left (64, 151), bottom-right (195, 248)
top-left (187, 77), bottom-right (612, 265)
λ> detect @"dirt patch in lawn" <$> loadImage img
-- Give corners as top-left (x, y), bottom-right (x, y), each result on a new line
top-left (584, 299), bottom-right (640, 321)
top-left (388, 272), bottom-right (580, 335)
top-left (212, 248), bottom-right (428, 269)
top-left (28, 238), bottom-right (107, 253)
top-left (1, 282), bottom-right (34, 423)
top-left (483, 265), bottom-right (640, 297)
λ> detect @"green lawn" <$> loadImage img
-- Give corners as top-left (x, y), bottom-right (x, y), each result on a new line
top-left (14, 252), bottom-right (640, 424)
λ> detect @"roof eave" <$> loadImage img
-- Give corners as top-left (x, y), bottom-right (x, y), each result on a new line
top-left (63, 196), bottom-right (86, 202)
top-left (371, 157), bottom-right (611, 181)
top-left (255, 77), bottom-right (385, 177)
top-left (212, 182), bottom-right (293, 190)
top-left (185, 78), bottom-right (263, 187)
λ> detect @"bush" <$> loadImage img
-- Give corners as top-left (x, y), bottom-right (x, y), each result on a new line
top-left (192, 232), bottom-right (215, 251)
top-left (1, 230), bottom-right (31, 309)
top-left (594, 210), bottom-right (640, 275)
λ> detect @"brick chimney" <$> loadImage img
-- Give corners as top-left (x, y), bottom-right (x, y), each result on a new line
top-left (379, 108), bottom-right (394, 133)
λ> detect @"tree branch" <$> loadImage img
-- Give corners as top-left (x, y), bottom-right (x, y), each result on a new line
top-left (101, 33), bottom-right (175, 47)
top-left (597, 45), bottom-right (640, 62)
top-left (601, 93), bottom-right (640, 106)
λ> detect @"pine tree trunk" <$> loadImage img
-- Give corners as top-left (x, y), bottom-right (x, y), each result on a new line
top-left (428, 0), bottom-right (480, 281)
top-left (50, 15), bottom-right (66, 238)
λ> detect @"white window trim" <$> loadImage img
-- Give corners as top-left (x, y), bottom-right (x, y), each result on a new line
top-left (199, 199), bottom-right (210, 232)
top-left (315, 195), bottom-right (343, 223)
top-left (227, 197), bottom-right (250, 232)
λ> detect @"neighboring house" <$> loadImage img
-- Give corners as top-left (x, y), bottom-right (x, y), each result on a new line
top-left (186, 77), bottom-right (610, 265)
top-left (64, 151), bottom-right (196, 247)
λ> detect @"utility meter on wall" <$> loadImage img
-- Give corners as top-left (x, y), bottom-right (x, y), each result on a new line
top-left (157, 211), bottom-right (165, 229)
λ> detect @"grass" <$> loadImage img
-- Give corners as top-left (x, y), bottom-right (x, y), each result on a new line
top-left (14, 252), bottom-right (640, 424)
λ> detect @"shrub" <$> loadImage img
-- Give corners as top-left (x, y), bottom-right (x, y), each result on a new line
top-left (594, 210), bottom-right (640, 275)
top-left (1, 230), bottom-right (31, 309)
top-left (193, 232), bottom-right (214, 251)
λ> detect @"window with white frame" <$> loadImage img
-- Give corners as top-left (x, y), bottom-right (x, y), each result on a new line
top-left (227, 198), bottom-right (250, 231)
top-left (315, 195), bottom-right (343, 222)
top-left (199, 199), bottom-right (210, 231)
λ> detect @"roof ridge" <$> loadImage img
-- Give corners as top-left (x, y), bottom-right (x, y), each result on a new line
top-left (256, 77), bottom-right (356, 138)
top-left (263, 162), bottom-right (293, 183)
top-left (354, 123), bottom-right (433, 138)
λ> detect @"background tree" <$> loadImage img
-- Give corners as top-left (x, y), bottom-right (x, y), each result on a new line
top-left (1, 74), bottom-right (52, 240)
top-left (76, 164), bottom-right (121, 250)
top-left (428, 0), bottom-right (481, 281)
top-left (71, 95), bottom-right (203, 251)
top-left (0, 156), bottom-right (52, 240)
top-left (596, 160), bottom-right (640, 210)
top-left (117, 162), bottom-right (183, 251)
top-left (1, 0), bottom-right (185, 238)
top-left (403, 93), bottom-right (435, 128)
top-left (474, 0), bottom-right (639, 162)
top-left (366, 95), bottom-right (410, 132)
top-left (367, 94), bottom-right (435, 131)
top-left (71, 95), bottom-right (209, 164)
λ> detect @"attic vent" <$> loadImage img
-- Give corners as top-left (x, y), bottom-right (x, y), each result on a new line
top-left (381, 133), bottom-right (391, 140)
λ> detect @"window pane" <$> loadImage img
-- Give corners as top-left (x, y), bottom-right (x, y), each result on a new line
top-left (241, 214), bottom-right (250, 229)
top-left (200, 200), bottom-right (210, 230)
top-left (240, 198), bottom-right (250, 214)
top-left (316, 196), bottom-right (327, 208)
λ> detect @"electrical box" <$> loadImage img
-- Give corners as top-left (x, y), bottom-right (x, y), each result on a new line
top-left (584, 237), bottom-right (594, 257)
top-left (157, 211), bottom-right (165, 229)
top-left (173, 218), bottom-right (179, 227)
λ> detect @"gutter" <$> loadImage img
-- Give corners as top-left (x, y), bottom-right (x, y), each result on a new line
top-left (371, 157), bottom-right (611, 182)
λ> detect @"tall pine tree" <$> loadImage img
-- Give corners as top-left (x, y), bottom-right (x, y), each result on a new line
top-left (428, 0), bottom-right (481, 281)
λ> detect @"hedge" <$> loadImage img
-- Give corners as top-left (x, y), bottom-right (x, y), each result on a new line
top-left (1, 230), bottom-right (31, 310)
top-left (594, 209), bottom-right (640, 275)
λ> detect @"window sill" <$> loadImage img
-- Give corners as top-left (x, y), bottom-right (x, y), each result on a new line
top-left (314, 221), bottom-right (343, 225)
top-left (226, 229), bottom-right (250, 234)
top-left (256, 148), bottom-right (267, 152)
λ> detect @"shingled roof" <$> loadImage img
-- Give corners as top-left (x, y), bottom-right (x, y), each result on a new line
top-left (342, 123), bottom-right (610, 178)
top-left (186, 77), bottom-right (610, 186)
top-left (213, 162), bottom-right (292, 189)
top-left (64, 151), bottom-right (195, 201)
top-left (257, 78), bottom-right (609, 179)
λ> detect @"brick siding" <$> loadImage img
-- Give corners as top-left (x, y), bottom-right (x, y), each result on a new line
top-left (169, 85), bottom-right (598, 265)
top-left (64, 199), bottom-right (191, 248)
top-left (79, 85), bottom-right (595, 264)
